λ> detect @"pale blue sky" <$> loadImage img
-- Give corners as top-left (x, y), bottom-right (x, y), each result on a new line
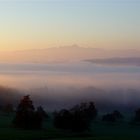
top-left (0, 0), bottom-right (139, 51)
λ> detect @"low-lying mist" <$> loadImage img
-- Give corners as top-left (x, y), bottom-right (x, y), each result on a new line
top-left (29, 86), bottom-right (140, 112)
top-left (0, 62), bottom-right (140, 112)
top-left (1, 85), bottom-right (140, 113)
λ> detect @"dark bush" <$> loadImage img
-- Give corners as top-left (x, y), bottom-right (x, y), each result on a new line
top-left (113, 110), bottom-right (123, 120)
top-left (102, 110), bottom-right (123, 122)
top-left (54, 102), bottom-right (97, 132)
top-left (102, 113), bottom-right (116, 122)
top-left (134, 108), bottom-right (140, 122)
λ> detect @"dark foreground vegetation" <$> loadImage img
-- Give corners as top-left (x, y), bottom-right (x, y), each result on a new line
top-left (1, 95), bottom-right (140, 139)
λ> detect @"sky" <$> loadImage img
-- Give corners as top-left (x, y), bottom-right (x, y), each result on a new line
top-left (0, 0), bottom-right (139, 51)
top-left (0, 0), bottom-right (140, 109)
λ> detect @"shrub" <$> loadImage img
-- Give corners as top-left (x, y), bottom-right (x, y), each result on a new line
top-left (54, 102), bottom-right (97, 132)
top-left (134, 108), bottom-right (140, 122)
top-left (102, 110), bottom-right (123, 122)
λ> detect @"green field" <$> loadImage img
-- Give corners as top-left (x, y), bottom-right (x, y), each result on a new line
top-left (0, 113), bottom-right (140, 140)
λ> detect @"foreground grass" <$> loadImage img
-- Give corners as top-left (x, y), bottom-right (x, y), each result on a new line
top-left (0, 113), bottom-right (140, 140)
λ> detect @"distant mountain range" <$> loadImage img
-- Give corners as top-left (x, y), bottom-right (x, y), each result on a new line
top-left (0, 45), bottom-right (140, 63)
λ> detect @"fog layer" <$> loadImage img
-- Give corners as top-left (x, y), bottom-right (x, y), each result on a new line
top-left (0, 62), bottom-right (140, 111)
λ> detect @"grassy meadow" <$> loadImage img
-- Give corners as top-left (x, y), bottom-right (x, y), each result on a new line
top-left (0, 112), bottom-right (140, 140)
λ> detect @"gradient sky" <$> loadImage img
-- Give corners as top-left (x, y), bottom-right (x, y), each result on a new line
top-left (0, 0), bottom-right (139, 51)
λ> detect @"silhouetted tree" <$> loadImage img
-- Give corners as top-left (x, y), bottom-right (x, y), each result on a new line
top-left (113, 110), bottom-right (123, 120)
top-left (36, 106), bottom-right (49, 118)
top-left (54, 109), bottom-right (72, 130)
top-left (54, 101), bottom-right (97, 132)
top-left (102, 110), bottom-right (123, 122)
top-left (13, 95), bottom-right (47, 129)
top-left (35, 106), bottom-right (49, 129)
top-left (102, 113), bottom-right (116, 122)
top-left (86, 102), bottom-right (98, 120)
top-left (134, 108), bottom-right (140, 122)
top-left (13, 95), bottom-right (35, 129)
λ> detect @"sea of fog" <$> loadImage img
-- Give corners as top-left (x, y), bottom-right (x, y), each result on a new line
top-left (0, 62), bottom-right (140, 111)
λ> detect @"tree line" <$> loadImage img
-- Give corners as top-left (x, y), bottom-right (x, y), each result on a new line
top-left (3, 95), bottom-right (140, 132)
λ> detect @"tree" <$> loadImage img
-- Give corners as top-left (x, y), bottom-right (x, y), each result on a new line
top-left (113, 110), bottom-right (123, 120)
top-left (13, 95), bottom-right (35, 129)
top-left (102, 110), bottom-right (123, 122)
top-left (13, 95), bottom-right (48, 129)
top-left (53, 102), bottom-right (97, 132)
top-left (35, 106), bottom-right (49, 129)
top-left (134, 108), bottom-right (140, 122)
top-left (102, 113), bottom-right (116, 122)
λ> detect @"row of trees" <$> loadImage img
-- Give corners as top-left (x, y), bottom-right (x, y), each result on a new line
top-left (12, 95), bottom-right (140, 131)
top-left (13, 96), bottom-right (97, 131)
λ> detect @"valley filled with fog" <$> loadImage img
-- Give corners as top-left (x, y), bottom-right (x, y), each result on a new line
top-left (0, 62), bottom-right (140, 112)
